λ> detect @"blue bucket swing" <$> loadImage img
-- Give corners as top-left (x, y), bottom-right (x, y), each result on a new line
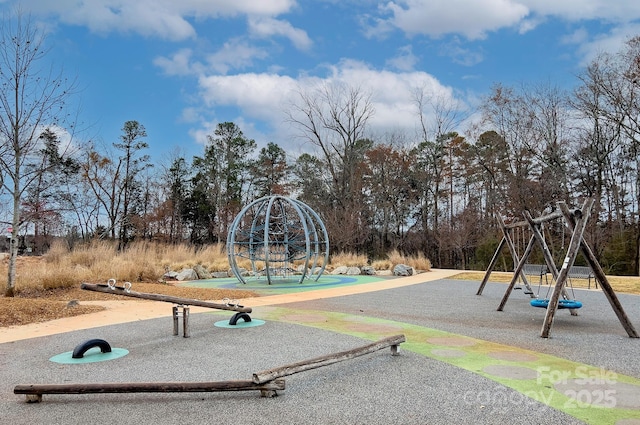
top-left (530, 298), bottom-right (582, 309)
top-left (530, 219), bottom-right (582, 310)
top-left (530, 265), bottom-right (582, 310)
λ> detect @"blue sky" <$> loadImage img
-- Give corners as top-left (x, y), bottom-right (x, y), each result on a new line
top-left (3, 0), bottom-right (640, 162)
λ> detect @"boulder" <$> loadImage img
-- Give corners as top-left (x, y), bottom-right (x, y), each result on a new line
top-left (193, 264), bottom-right (212, 279)
top-left (361, 266), bottom-right (376, 275)
top-left (346, 266), bottom-right (361, 275)
top-left (393, 264), bottom-right (414, 276)
top-left (212, 271), bottom-right (229, 278)
top-left (331, 266), bottom-right (349, 275)
top-left (176, 268), bottom-right (198, 281)
top-left (235, 267), bottom-right (251, 277)
top-left (162, 270), bottom-right (179, 281)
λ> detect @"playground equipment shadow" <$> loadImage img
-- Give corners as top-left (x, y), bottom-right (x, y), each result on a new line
top-left (1, 270), bottom-right (640, 425)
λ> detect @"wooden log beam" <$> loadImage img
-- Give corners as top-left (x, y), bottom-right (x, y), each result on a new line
top-left (504, 219), bottom-right (527, 229)
top-left (504, 210), bottom-right (564, 229)
top-left (253, 334), bottom-right (406, 384)
top-left (81, 283), bottom-right (252, 313)
top-left (14, 379), bottom-right (285, 402)
top-left (531, 210), bottom-right (564, 225)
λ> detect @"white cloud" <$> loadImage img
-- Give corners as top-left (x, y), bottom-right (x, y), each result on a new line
top-left (519, 0), bottom-right (640, 23)
top-left (386, 45), bottom-right (419, 71)
top-left (439, 39), bottom-right (484, 67)
top-left (560, 28), bottom-right (589, 45)
top-left (329, 61), bottom-right (458, 132)
top-left (373, 0), bottom-right (530, 40)
top-left (193, 60), bottom-right (459, 150)
top-left (155, 39), bottom-right (271, 76)
top-left (154, 48), bottom-right (198, 76)
top-left (205, 39), bottom-right (270, 74)
top-left (180, 107), bottom-right (202, 124)
top-left (248, 16), bottom-right (313, 50)
top-left (198, 72), bottom-right (298, 122)
top-left (15, 0), bottom-right (298, 40)
top-left (23, 0), bottom-right (196, 40)
top-left (367, 0), bottom-right (640, 41)
top-left (517, 16), bottom-right (545, 34)
top-left (573, 22), bottom-right (640, 66)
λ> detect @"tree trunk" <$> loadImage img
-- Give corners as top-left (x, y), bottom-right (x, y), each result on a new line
top-left (5, 154), bottom-right (22, 297)
top-left (636, 224), bottom-right (640, 276)
top-left (5, 231), bottom-right (18, 297)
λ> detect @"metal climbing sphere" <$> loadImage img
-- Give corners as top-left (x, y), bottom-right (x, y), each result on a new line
top-left (227, 195), bottom-right (329, 284)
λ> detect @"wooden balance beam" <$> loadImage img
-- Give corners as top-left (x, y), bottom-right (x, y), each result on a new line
top-left (81, 282), bottom-right (253, 337)
top-left (81, 282), bottom-right (252, 313)
top-left (15, 335), bottom-right (404, 403)
top-left (253, 334), bottom-right (406, 384)
top-left (14, 379), bottom-right (285, 402)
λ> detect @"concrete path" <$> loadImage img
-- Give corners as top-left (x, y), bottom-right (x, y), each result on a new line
top-left (0, 269), bottom-right (459, 344)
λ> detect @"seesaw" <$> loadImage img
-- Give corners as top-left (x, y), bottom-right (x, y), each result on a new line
top-left (81, 280), bottom-right (253, 337)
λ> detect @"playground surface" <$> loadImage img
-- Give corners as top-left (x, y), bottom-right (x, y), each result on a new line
top-left (1, 270), bottom-right (640, 425)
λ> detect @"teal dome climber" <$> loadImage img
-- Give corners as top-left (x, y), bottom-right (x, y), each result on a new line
top-left (227, 195), bottom-right (329, 284)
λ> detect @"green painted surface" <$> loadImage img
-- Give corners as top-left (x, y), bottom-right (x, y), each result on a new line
top-left (179, 274), bottom-right (387, 295)
top-left (49, 347), bottom-right (129, 364)
top-left (248, 307), bottom-right (640, 425)
top-left (214, 318), bottom-right (266, 328)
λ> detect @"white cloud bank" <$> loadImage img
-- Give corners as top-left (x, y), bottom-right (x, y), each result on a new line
top-left (19, 0), bottom-right (299, 41)
top-left (370, 0), bottom-right (640, 40)
top-left (190, 59), bottom-right (457, 151)
top-left (11, 0), bottom-right (640, 152)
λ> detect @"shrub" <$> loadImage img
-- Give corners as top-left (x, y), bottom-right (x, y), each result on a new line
top-left (329, 251), bottom-right (368, 268)
top-left (371, 259), bottom-right (393, 271)
top-left (387, 249), bottom-right (431, 271)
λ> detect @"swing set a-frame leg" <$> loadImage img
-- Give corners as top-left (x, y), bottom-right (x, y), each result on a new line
top-left (557, 202), bottom-right (639, 338)
top-left (541, 201), bottom-right (593, 338)
top-left (476, 237), bottom-right (506, 295)
top-left (478, 215), bottom-right (536, 299)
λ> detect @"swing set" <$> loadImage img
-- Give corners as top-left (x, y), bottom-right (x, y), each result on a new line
top-left (476, 199), bottom-right (638, 339)
top-left (526, 218), bottom-right (583, 310)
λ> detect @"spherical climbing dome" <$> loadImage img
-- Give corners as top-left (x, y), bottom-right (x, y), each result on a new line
top-left (227, 195), bottom-right (329, 284)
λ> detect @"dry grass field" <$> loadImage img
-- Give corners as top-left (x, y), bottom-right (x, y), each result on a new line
top-left (451, 271), bottom-right (640, 295)
top-left (0, 241), bottom-right (433, 327)
top-left (5, 241), bottom-right (637, 329)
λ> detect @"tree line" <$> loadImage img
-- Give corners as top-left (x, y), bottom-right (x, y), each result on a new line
top-left (2, 13), bottom-right (640, 298)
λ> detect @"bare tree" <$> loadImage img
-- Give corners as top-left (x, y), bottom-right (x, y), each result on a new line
top-left (413, 86), bottom-right (467, 142)
top-left (286, 82), bottom-right (374, 251)
top-left (80, 144), bottom-right (123, 240)
top-left (0, 11), bottom-right (76, 296)
top-left (363, 144), bottom-right (414, 256)
top-left (573, 37), bottom-right (640, 274)
top-left (287, 82), bottom-right (374, 204)
top-left (411, 87), bottom-right (469, 265)
top-left (480, 83), bottom-right (559, 215)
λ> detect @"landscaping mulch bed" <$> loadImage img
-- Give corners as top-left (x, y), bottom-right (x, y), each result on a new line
top-left (1, 282), bottom-right (259, 327)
